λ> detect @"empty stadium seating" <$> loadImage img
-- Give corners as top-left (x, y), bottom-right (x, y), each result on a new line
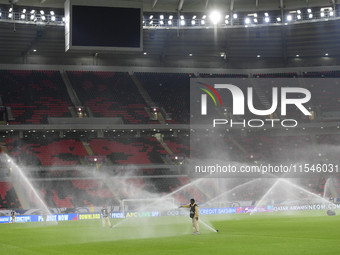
top-left (134, 72), bottom-right (192, 124)
top-left (253, 73), bottom-right (297, 78)
top-left (200, 73), bottom-right (248, 78)
top-left (0, 70), bottom-right (72, 124)
top-left (89, 137), bottom-right (167, 164)
top-left (0, 182), bottom-right (21, 209)
top-left (5, 138), bottom-right (88, 166)
top-left (67, 71), bottom-right (154, 124)
top-left (25, 180), bottom-right (118, 208)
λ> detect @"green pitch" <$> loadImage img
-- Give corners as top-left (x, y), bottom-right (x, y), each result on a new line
top-left (1, 211), bottom-right (340, 255)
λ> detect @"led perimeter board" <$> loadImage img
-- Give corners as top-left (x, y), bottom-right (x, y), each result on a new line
top-left (65, 0), bottom-right (143, 52)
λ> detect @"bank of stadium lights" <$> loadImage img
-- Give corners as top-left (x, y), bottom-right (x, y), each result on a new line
top-left (180, 15), bottom-right (185, 25)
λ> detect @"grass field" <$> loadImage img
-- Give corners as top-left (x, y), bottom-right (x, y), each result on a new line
top-left (1, 210), bottom-right (340, 254)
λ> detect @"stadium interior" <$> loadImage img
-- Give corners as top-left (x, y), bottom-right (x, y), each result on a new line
top-left (0, 0), bottom-right (339, 217)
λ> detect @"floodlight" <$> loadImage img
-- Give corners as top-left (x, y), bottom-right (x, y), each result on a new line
top-left (307, 9), bottom-right (311, 13)
top-left (21, 14), bottom-right (25, 19)
top-left (180, 20), bottom-right (185, 25)
top-left (201, 20), bottom-right (205, 25)
top-left (22, 9), bottom-right (26, 13)
top-left (42, 15), bottom-right (46, 20)
top-left (180, 15), bottom-right (184, 20)
top-left (254, 13), bottom-right (257, 17)
top-left (309, 13), bottom-right (313, 18)
top-left (202, 15), bottom-right (206, 19)
top-left (160, 15), bottom-right (164, 19)
top-left (169, 15), bottom-right (173, 19)
top-left (225, 20), bottom-right (228, 24)
top-left (330, 11), bottom-right (334, 16)
top-left (277, 17), bottom-right (281, 22)
top-left (40, 10), bottom-right (45, 15)
top-left (265, 17), bottom-right (270, 22)
top-left (264, 13), bottom-right (269, 16)
top-left (192, 15), bottom-right (196, 19)
top-left (245, 18), bottom-right (250, 24)
top-left (253, 18), bottom-right (258, 23)
top-left (8, 13), bottom-right (12, 18)
top-left (149, 15), bottom-right (153, 19)
top-left (233, 13), bottom-right (237, 19)
top-left (287, 15), bottom-right (292, 21)
top-left (51, 16), bottom-right (56, 21)
top-left (210, 11), bottom-right (221, 24)
top-left (9, 8), bottom-right (12, 12)
top-left (159, 20), bottom-right (164, 25)
top-left (257, 55), bottom-right (260, 57)
top-left (50, 11), bottom-right (55, 15)
top-left (191, 20), bottom-right (195, 25)
top-left (168, 20), bottom-right (172, 25)
top-left (297, 10), bottom-right (301, 14)
top-left (297, 15), bottom-right (301, 20)
top-left (320, 12), bottom-right (325, 17)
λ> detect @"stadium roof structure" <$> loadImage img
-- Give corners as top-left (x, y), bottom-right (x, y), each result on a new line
top-left (0, 0), bottom-right (335, 12)
top-left (0, 0), bottom-right (339, 68)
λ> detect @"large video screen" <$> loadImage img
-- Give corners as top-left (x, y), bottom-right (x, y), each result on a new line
top-left (65, 0), bottom-right (143, 52)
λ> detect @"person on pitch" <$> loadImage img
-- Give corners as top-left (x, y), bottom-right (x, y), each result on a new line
top-left (101, 205), bottom-right (112, 228)
top-left (179, 198), bottom-right (199, 235)
top-left (11, 209), bottom-right (16, 223)
top-left (42, 211), bottom-right (47, 226)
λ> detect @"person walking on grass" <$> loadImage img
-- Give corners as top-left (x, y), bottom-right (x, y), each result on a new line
top-left (101, 205), bottom-right (112, 228)
top-left (179, 198), bottom-right (199, 235)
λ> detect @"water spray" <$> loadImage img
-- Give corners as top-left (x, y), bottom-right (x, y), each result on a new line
top-left (199, 219), bottom-right (219, 233)
top-left (4, 154), bottom-right (58, 225)
top-left (111, 177), bottom-right (205, 228)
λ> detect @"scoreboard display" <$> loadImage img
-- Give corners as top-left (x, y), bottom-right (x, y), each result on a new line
top-left (65, 0), bottom-right (143, 52)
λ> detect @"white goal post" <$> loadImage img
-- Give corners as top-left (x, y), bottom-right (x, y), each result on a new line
top-left (122, 197), bottom-right (175, 215)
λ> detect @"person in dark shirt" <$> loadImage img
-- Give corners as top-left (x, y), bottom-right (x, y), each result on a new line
top-left (11, 209), bottom-right (16, 223)
top-left (101, 205), bottom-right (112, 228)
top-left (180, 198), bottom-right (199, 235)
